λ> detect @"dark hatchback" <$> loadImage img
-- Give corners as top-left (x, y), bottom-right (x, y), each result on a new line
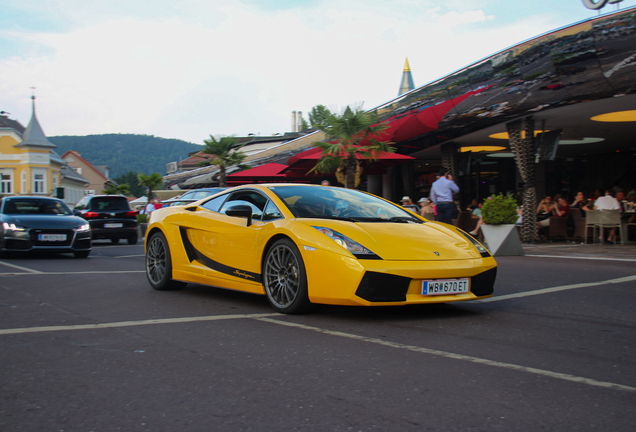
top-left (0, 196), bottom-right (92, 258)
top-left (73, 195), bottom-right (138, 244)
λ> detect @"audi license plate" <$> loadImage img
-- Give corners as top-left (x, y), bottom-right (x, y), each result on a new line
top-left (38, 234), bottom-right (67, 241)
top-left (422, 278), bottom-right (469, 296)
top-left (104, 223), bottom-right (123, 228)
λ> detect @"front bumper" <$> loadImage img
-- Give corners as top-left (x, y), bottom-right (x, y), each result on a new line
top-left (2, 229), bottom-right (92, 253)
top-left (302, 248), bottom-right (497, 306)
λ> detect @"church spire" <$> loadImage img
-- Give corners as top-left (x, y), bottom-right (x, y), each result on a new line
top-left (398, 57), bottom-right (415, 96)
top-left (17, 94), bottom-right (56, 148)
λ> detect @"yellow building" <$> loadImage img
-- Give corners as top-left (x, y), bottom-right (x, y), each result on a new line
top-left (0, 96), bottom-right (88, 203)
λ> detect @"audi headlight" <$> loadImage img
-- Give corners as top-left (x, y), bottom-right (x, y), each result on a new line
top-left (312, 226), bottom-right (380, 259)
top-left (2, 222), bottom-right (25, 232)
top-left (75, 223), bottom-right (91, 233)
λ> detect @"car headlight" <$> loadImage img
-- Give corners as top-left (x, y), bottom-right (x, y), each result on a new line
top-left (75, 223), bottom-right (91, 233)
top-left (2, 222), bottom-right (25, 232)
top-left (312, 226), bottom-right (380, 259)
top-left (457, 229), bottom-right (491, 258)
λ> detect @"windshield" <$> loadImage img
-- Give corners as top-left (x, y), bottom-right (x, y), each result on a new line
top-left (268, 185), bottom-right (422, 223)
top-left (3, 198), bottom-right (73, 215)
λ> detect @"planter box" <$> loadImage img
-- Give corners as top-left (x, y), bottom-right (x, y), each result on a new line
top-left (480, 224), bottom-right (524, 256)
top-left (138, 223), bottom-right (148, 239)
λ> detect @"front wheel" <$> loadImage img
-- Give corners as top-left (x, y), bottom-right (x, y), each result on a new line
top-left (74, 250), bottom-right (90, 258)
top-left (146, 232), bottom-right (186, 291)
top-left (263, 239), bottom-right (312, 314)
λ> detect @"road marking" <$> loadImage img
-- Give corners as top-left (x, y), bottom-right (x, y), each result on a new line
top-left (479, 275), bottom-right (636, 303)
top-left (114, 254), bottom-right (145, 258)
top-left (0, 270), bottom-right (145, 276)
top-left (525, 254), bottom-right (636, 263)
top-left (0, 261), bottom-right (43, 273)
top-left (2, 310), bottom-right (634, 393)
top-left (255, 317), bottom-right (636, 394)
top-left (0, 313), bottom-right (279, 335)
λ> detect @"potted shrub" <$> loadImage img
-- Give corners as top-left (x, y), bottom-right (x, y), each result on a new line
top-left (480, 193), bottom-right (524, 256)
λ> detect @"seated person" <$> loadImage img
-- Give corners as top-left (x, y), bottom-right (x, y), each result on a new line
top-left (538, 196), bottom-right (569, 229)
top-left (536, 196), bottom-right (555, 216)
top-left (571, 191), bottom-right (591, 216)
top-left (418, 197), bottom-right (435, 218)
top-left (594, 189), bottom-right (621, 243)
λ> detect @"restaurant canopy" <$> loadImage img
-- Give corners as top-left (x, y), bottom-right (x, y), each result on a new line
top-left (226, 162), bottom-right (289, 185)
top-left (283, 146), bottom-right (415, 178)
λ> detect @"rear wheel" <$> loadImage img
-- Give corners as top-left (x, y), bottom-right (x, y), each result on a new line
top-left (263, 239), bottom-right (312, 314)
top-left (111, 238), bottom-right (120, 244)
top-left (127, 233), bottom-right (138, 245)
top-left (146, 232), bottom-right (186, 291)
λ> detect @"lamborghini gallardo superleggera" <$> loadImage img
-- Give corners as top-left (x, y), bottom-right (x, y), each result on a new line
top-left (145, 184), bottom-right (496, 314)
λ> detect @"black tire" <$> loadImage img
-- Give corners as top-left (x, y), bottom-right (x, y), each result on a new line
top-left (127, 233), bottom-right (138, 245)
top-left (146, 232), bottom-right (186, 291)
top-left (73, 250), bottom-right (90, 258)
top-left (111, 238), bottom-right (120, 244)
top-left (263, 238), bottom-right (312, 314)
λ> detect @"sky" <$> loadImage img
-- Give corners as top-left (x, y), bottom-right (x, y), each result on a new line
top-left (1, 0), bottom-right (635, 144)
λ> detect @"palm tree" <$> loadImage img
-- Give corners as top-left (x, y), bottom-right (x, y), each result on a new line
top-left (137, 172), bottom-right (164, 201)
top-left (198, 135), bottom-right (250, 187)
top-left (311, 105), bottom-right (394, 189)
top-left (103, 184), bottom-right (131, 196)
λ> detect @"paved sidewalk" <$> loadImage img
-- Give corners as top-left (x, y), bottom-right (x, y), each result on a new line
top-left (522, 242), bottom-right (636, 261)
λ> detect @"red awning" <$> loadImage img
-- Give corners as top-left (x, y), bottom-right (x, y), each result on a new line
top-left (283, 147), bottom-right (415, 178)
top-left (226, 163), bottom-right (289, 184)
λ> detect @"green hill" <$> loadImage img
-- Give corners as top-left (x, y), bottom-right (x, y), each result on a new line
top-left (49, 134), bottom-right (202, 178)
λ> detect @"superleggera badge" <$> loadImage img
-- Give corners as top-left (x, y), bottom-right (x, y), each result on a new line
top-left (433, 251), bottom-right (440, 256)
top-left (234, 270), bottom-right (255, 279)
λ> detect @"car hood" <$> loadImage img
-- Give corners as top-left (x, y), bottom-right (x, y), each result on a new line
top-left (4, 214), bottom-right (88, 229)
top-left (300, 219), bottom-right (482, 260)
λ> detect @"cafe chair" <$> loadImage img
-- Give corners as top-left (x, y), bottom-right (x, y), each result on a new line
top-left (547, 215), bottom-right (568, 242)
top-left (570, 211), bottom-right (588, 243)
top-left (599, 209), bottom-right (624, 245)
top-left (584, 210), bottom-right (601, 244)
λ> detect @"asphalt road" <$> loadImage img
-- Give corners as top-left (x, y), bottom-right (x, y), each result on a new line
top-left (1, 242), bottom-right (635, 432)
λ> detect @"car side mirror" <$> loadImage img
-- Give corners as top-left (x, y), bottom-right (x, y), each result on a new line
top-left (226, 204), bottom-right (253, 226)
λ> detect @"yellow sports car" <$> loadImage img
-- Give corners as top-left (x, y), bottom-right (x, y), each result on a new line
top-left (145, 184), bottom-right (496, 314)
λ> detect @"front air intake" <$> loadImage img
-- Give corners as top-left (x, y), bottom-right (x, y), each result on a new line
top-left (355, 272), bottom-right (411, 302)
top-left (471, 267), bottom-right (497, 297)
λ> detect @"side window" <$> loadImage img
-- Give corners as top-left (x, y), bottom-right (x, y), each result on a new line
top-left (201, 194), bottom-right (229, 213)
top-left (219, 191), bottom-right (267, 221)
top-left (74, 196), bottom-right (88, 210)
top-left (263, 200), bottom-right (282, 221)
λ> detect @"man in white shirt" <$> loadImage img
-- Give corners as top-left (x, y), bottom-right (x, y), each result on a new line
top-left (594, 189), bottom-right (620, 243)
top-left (593, 190), bottom-right (620, 210)
top-left (430, 168), bottom-right (460, 224)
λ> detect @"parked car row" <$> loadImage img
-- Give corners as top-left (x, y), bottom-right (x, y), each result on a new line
top-left (0, 188), bottom-right (225, 259)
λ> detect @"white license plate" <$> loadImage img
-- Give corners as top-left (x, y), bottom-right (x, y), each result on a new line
top-left (38, 234), bottom-right (67, 241)
top-left (422, 278), bottom-right (469, 295)
top-left (104, 223), bottom-right (123, 228)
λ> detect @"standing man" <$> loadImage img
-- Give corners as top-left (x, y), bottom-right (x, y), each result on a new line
top-left (430, 168), bottom-right (459, 224)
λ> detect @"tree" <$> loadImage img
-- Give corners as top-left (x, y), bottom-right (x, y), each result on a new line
top-left (198, 135), bottom-right (250, 187)
top-left (114, 171), bottom-right (146, 197)
top-left (308, 105), bottom-right (332, 130)
top-left (137, 172), bottom-right (164, 201)
top-left (310, 104), bottom-right (394, 189)
top-left (103, 184), bottom-right (131, 196)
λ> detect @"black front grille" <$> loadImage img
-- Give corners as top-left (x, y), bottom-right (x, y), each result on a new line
top-left (471, 267), bottom-right (497, 297)
top-left (355, 272), bottom-right (411, 302)
top-left (29, 229), bottom-right (74, 247)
